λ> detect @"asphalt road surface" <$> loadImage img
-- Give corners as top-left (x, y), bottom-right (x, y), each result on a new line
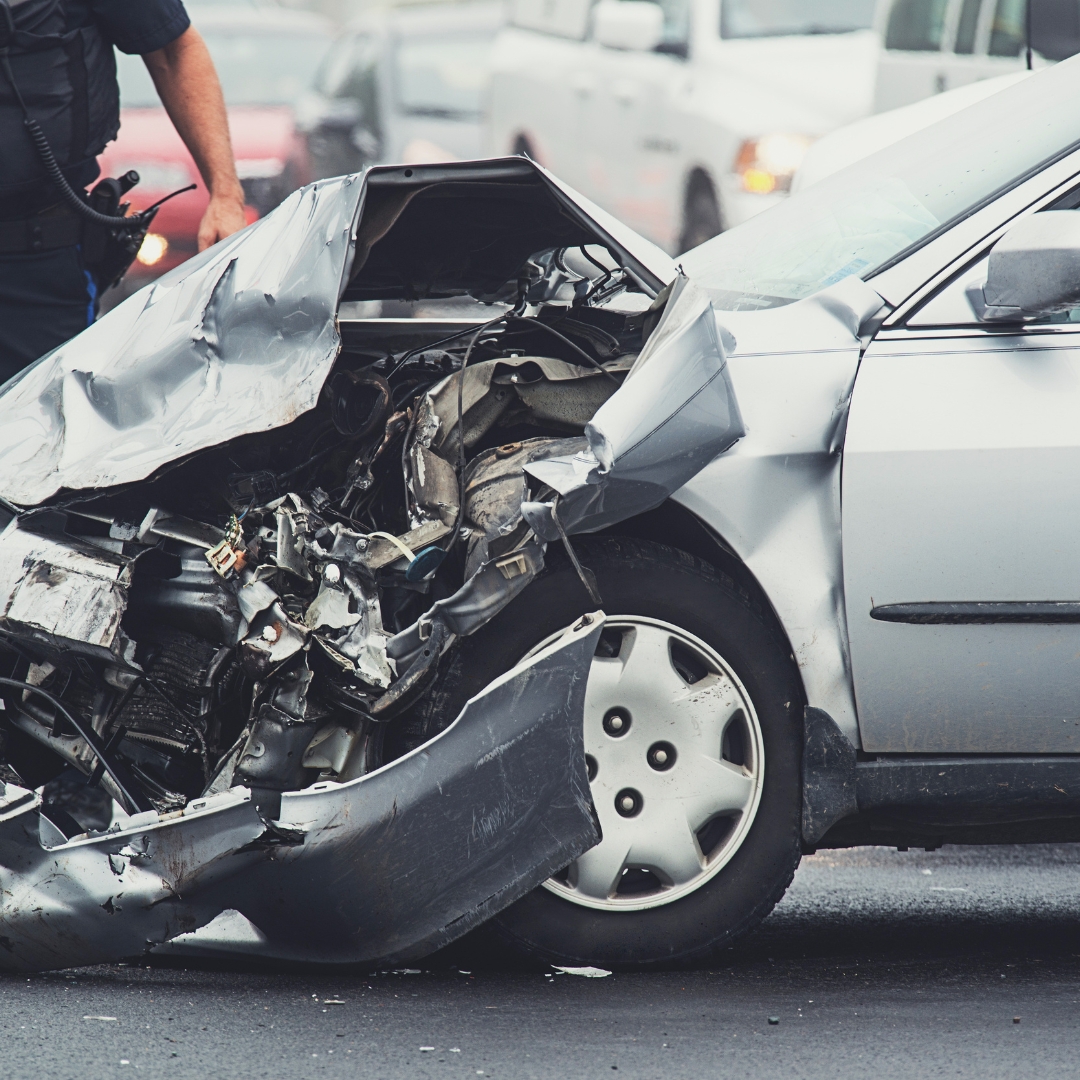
top-left (3, 844), bottom-right (1080, 1080)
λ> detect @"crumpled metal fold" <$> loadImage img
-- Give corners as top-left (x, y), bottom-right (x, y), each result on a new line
top-left (0, 175), bottom-right (362, 507)
top-left (385, 540), bottom-right (546, 669)
top-left (520, 273), bottom-right (745, 540)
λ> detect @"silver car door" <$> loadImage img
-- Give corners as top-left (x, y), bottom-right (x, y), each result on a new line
top-left (843, 294), bottom-right (1080, 753)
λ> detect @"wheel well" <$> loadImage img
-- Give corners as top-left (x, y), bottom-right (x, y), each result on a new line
top-left (678, 168), bottom-right (722, 252)
top-left (599, 500), bottom-right (803, 689)
top-left (683, 167), bottom-right (718, 210)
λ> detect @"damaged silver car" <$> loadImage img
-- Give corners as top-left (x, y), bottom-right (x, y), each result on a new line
top-left (5, 56), bottom-right (1080, 974)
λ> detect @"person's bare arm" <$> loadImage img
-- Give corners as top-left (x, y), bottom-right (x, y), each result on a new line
top-left (142, 27), bottom-right (247, 251)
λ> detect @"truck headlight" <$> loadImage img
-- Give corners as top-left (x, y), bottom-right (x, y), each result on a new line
top-left (735, 134), bottom-right (814, 194)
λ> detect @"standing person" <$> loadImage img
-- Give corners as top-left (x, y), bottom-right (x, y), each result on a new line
top-left (0, 0), bottom-right (247, 382)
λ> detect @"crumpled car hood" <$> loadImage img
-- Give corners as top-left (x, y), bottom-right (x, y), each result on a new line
top-left (0, 175), bottom-right (361, 508)
top-left (0, 160), bottom-right (676, 510)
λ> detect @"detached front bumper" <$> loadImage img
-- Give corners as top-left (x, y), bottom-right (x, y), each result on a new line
top-left (0, 614), bottom-right (603, 973)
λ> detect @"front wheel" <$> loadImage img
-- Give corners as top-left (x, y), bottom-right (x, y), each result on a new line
top-left (417, 537), bottom-right (804, 969)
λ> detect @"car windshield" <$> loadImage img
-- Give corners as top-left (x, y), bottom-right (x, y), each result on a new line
top-left (393, 34), bottom-right (492, 117)
top-left (117, 28), bottom-right (331, 107)
top-left (720, 0), bottom-right (877, 38)
top-left (681, 56), bottom-right (1080, 311)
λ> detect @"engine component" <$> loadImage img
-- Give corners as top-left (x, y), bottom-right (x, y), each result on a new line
top-left (328, 368), bottom-right (392, 438)
top-left (111, 631), bottom-right (240, 808)
top-left (0, 522), bottom-right (135, 665)
top-left (233, 656), bottom-right (328, 799)
top-left (127, 543), bottom-right (241, 644)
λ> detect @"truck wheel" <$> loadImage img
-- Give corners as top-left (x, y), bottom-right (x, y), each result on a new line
top-left (512, 134), bottom-right (537, 160)
top-left (678, 177), bottom-right (721, 253)
top-left (415, 536), bottom-right (803, 969)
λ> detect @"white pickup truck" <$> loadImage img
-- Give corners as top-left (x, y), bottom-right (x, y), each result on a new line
top-left (486, 0), bottom-right (881, 253)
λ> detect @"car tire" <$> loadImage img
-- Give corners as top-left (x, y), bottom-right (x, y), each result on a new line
top-left (407, 536), bottom-right (803, 969)
top-left (678, 176), bottom-right (722, 254)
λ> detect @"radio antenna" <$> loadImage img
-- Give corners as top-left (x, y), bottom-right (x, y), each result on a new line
top-left (1026, 0), bottom-right (1033, 70)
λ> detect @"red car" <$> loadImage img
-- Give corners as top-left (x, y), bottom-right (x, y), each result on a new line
top-left (100, 4), bottom-right (332, 298)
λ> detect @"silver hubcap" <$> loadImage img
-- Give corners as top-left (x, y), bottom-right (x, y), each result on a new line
top-left (542, 616), bottom-right (764, 911)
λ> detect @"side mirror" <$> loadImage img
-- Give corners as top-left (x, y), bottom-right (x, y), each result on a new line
top-left (973, 211), bottom-right (1080, 321)
top-left (593, 0), bottom-right (664, 51)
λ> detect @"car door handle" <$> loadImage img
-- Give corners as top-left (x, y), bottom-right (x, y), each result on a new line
top-left (613, 80), bottom-right (638, 105)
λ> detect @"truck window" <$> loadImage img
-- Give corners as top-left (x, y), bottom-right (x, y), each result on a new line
top-left (989, 0), bottom-right (1026, 53)
top-left (954, 0), bottom-right (982, 52)
top-left (884, 0), bottom-right (950, 50)
top-left (510, 0), bottom-right (593, 39)
top-left (996, 0), bottom-right (1080, 61)
top-left (720, 0), bottom-right (876, 39)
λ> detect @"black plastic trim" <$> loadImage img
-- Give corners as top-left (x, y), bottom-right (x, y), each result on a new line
top-left (870, 601), bottom-right (1080, 624)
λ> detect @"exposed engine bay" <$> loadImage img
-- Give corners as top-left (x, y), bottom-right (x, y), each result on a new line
top-left (0, 160), bottom-right (742, 971)
top-left (0, 249), bottom-right (646, 820)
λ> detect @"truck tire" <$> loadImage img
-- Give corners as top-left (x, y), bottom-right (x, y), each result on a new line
top-left (678, 177), bottom-right (722, 253)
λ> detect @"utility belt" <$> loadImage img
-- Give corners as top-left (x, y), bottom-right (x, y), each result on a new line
top-left (0, 202), bottom-right (84, 255)
top-left (0, 176), bottom-right (168, 293)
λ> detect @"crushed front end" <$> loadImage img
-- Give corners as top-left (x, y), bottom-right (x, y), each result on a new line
top-left (0, 160), bottom-right (742, 970)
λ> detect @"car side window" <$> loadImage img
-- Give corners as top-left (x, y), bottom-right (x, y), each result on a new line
top-left (908, 190), bottom-right (1080, 327)
top-left (884, 0), bottom-right (950, 50)
top-left (953, 0), bottom-right (982, 52)
top-left (907, 250), bottom-right (1080, 326)
top-left (318, 35), bottom-right (379, 105)
top-left (315, 37), bottom-right (356, 98)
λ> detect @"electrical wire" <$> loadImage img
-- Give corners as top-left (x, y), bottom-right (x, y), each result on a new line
top-left (445, 314), bottom-right (507, 554)
top-left (0, 676), bottom-right (152, 814)
top-left (505, 315), bottom-right (619, 383)
top-left (387, 315), bottom-right (509, 377)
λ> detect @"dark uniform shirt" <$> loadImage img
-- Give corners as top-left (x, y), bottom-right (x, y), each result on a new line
top-left (5, 0), bottom-right (191, 219)
top-left (0, 0), bottom-right (190, 377)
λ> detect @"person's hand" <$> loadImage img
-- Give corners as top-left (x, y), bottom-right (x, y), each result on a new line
top-left (197, 190), bottom-right (247, 251)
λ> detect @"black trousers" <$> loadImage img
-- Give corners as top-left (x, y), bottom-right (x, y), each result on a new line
top-left (0, 245), bottom-right (98, 386)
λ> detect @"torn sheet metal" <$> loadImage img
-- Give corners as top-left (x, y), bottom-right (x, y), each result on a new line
top-left (0, 613), bottom-right (602, 971)
top-left (386, 540), bottom-right (546, 670)
top-left (420, 355), bottom-right (629, 460)
top-left (521, 274), bottom-right (745, 540)
top-left (0, 787), bottom-right (265, 973)
top-left (0, 175), bottom-right (363, 508)
top-left (0, 519), bottom-right (134, 663)
top-left (167, 612), bottom-right (603, 965)
top-left (672, 276), bottom-right (887, 745)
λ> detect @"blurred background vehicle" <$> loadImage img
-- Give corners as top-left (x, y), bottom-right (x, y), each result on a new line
top-left (486, 0), bottom-right (881, 255)
top-left (794, 67), bottom-right (1029, 188)
top-left (873, 0), bottom-right (1080, 112)
top-left (296, 0), bottom-right (502, 180)
top-left (100, 2), bottom-right (333, 299)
